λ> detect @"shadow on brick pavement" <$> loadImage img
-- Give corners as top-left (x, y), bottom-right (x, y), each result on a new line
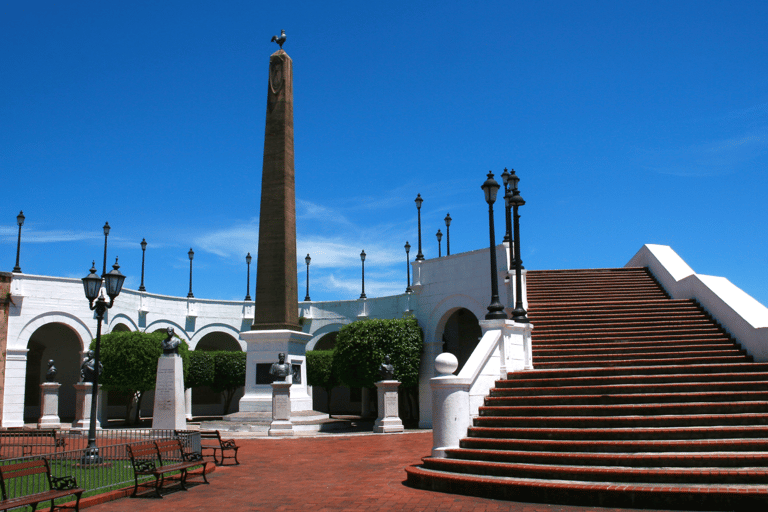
top-left (87, 431), bottom-right (681, 512)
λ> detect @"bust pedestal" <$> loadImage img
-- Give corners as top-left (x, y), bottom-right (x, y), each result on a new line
top-left (269, 381), bottom-right (294, 436)
top-left (152, 354), bottom-right (187, 430)
top-left (38, 382), bottom-right (61, 429)
top-left (374, 380), bottom-right (404, 433)
top-left (72, 382), bottom-right (101, 430)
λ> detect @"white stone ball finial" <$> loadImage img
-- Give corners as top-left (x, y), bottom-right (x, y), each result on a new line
top-left (435, 352), bottom-right (458, 375)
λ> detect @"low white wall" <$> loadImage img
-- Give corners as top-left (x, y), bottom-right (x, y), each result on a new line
top-left (626, 244), bottom-right (768, 361)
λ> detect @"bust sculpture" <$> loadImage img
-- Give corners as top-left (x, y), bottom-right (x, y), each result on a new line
top-left (378, 355), bottom-right (395, 381)
top-left (162, 326), bottom-right (181, 355)
top-left (45, 360), bottom-right (57, 383)
top-left (80, 350), bottom-right (102, 383)
top-left (270, 352), bottom-right (291, 382)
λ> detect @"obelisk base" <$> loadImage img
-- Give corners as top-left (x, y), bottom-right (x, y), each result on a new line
top-left (38, 382), bottom-right (61, 429)
top-left (72, 383), bottom-right (101, 430)
top-left (152, 355), bottom-right (187, 430)
top-left (238, 329), bottom-right (312, 413)
top-left (374, 380), bottom-right (404, 433)
top-left (269, 381), bottom-right (294, 436)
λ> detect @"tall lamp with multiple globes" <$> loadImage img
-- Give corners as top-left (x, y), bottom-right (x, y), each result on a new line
top-left (81, 258), bottom-right (125, 464)
top-left (480, 172), bottom-right (508, 320)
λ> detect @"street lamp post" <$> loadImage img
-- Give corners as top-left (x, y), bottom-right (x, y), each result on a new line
top-left (444, 213), bottom-right (451, 256)
top-left (304, 254), bottom-right (311, 302)
top-left (507, 169), bottom-right (521, 269)
top-left (139, 239), bottom-right (147, 291)
top-left (81, 258), bottom-right (125, 464)
top-left (510, 177), bottom-right (529, 323)
top-left (501, 168), bottom-right (512, 244)
top-left (187, 248), bottom-right (194, 298)
top-left (12, 211), bottom-right (24, 273)
top-left (415, 194), bottom-right (424, 261)
top-left (481, 172), bottom-right (508, 320)
top-left (101, 223), bottom-right (110, 277)
top-left (359, 250), bottom-right (366, 299)
top-left (245, 253), bottom-right (252, 301)
top-left (436, 229), bottom-right (443, 257)
top-left (405, 242), bottom-right (412, 293)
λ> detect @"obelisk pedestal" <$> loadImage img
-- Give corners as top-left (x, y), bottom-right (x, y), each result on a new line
top-left (374, 380), bottom-right (404, 433)
top-left (38, 382), bottom-right (61, 429)
top-left (152, 354), bottom-right (187, 430)
top-left (269, 381), bottom-right (294, 436)
top-left (72, 382), bottom-right (102, 430)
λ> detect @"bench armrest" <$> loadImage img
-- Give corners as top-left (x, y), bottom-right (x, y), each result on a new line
top-left (133, 460), bottom-right (156, 472)
top-left (50, 475), bottom-right (79, 491)
top-left (183, 452), bottom-right (205, 462)
top-left (221, 440), bottom-right (238, 449)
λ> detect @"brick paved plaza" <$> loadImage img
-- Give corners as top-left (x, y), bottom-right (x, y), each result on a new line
top-left (86, 431), bottom-right (678, 512)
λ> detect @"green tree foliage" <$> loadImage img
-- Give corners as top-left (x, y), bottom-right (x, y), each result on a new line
top-left (186, 350), bottom-right (214, 390)
top-left (94, 330), bottom-right (189, 424)
top-left (333, 318), bottom-right (423, 390)
top-left (209, 351), bottom-right (246, 414)
top-left (306, 350), bottom-right (340, 413)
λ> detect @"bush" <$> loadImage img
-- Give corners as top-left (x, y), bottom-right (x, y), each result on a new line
top-left (209, 351), bottom-right (246, 415)
top-left (333, 318), bottom-right (423, 390)
top-left (306, 350), bottom-right (339, 413)
top-left (186, 350), bottom-right (214, 389)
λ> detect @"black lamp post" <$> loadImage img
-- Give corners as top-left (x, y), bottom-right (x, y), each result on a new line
top-left (304, 254), bottom-right (311, 302)
top-left (187, 248), bottom-right (194, 298)
top-left (139, 238), bottom-right (147, 291)
top-left (415, 194), bottom-right (424, 261)
top-left (101, 223), bottom-right (110, 277)
top-left (444, 213), bottom-right (451, 256)
top-left (481, 171), bottom-right (508, 320)
top-left (81, 258), bottom-right (125, 464)
top-left (501, 168), bottom-right (513, 245)
top-left (245, 253), bottom-right (252, 301)
top-left (436, 229), bottom-right (443, 257)
top-left (12, 211), bottom-right (24, 273)
top-left (359, 250), bottom-right (366, 299)
top-left (507, 169), bottom-right (521, 269)
top-left (404, 241), bottom-right (412, 293)
top-left (509, 177), bottom-right (529, 323)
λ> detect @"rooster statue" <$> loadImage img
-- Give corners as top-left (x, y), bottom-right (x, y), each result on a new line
top-left (271, 29), bottom-right (286, 49)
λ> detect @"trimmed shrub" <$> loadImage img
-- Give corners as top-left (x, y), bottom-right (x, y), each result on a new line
top-left (306, 350), bottom-right (339, 413)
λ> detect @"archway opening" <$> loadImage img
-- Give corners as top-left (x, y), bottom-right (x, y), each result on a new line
top-left (24, 323), bottom-right (82, 423)
top-left (441, 308), bottom-right (482, 373)
top-left (192, 331), bottom-right (242, 417)
top-left (111, 323), bottom-right (131, 333)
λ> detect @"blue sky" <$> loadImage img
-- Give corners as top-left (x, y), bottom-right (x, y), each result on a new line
top-left (2, 1), bottom-right (767, 306)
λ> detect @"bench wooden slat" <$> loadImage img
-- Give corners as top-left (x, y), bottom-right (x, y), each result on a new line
top-left (126, 438), bottom-right (210, 498)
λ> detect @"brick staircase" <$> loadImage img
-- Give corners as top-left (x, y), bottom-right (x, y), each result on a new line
top-left (406, 267), bottom-right (768, 509)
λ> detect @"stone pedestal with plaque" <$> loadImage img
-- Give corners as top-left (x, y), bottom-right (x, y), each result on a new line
top-left (268, 381), bottom-right (294, 436)
top-left (152, 354), bottom-right (186, 430)
top-left (72, 382), bottom-right (102, 430)
top-left (38, 382), bottom-right (61, 429)
top-left (374, 380), bottom-right (404, 433)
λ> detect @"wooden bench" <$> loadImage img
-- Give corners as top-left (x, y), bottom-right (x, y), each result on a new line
top-left (199, 430), bottom-right (239, 465)
top-left (126, 439), bottom-right (211, 498)
top-left (0, 429), bottom-right (67, 457)
top-left (0, 459), bottom-right (83, 512)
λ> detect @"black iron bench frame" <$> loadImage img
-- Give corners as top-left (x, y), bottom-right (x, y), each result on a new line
top-left (126, 439), bottom-right (210, 498)
top-left (199, 430), bottom-right (239, 465)
top-left (0, 458), bottom-right (83, 512)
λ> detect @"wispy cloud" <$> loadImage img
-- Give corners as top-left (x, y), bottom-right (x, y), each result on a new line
top-left (0, 226), bottom-right (96, 243)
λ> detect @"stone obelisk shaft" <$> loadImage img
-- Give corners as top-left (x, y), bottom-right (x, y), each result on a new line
top-left (252, 49), bottom-right (300, 331)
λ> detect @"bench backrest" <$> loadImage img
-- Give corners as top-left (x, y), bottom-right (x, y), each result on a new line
top-left (199, 431), bottom-right (222, 442)
top-left (0, 459), bottom-right (52, 500)
top-left (154, 439), bottom-right (184, 464)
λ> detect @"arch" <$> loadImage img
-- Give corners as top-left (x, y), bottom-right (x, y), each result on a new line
top-left (428, 293), bottom-right (485, 342)
top-left (194, 330), bottom-right (241, 352)
top-left (109, 313), bottom-right (137, 332)
top-left (306, 323), bottom-right (346, 351)
top-left (189, 323), bottom-right (245, 351)
top-left (439, 308), bottom-right (482, 373)
top-left (111, 323), bottom-right (131, 333)
top-left (16, 312), bottom-right (92, 352)
top-left (144, 320), bottom-right (190, 343)
top-left (24, 322), bottom-right (82, 422)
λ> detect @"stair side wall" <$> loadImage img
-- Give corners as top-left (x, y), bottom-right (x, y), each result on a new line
top-left (627, 244), bottom-right (768, 361)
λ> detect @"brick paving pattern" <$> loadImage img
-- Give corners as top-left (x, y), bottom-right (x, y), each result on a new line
top-left (88, 432), bottom-right (677, 512)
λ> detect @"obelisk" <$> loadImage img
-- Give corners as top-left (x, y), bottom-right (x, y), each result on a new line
top-left (238, 39), bottom-right (313, 414)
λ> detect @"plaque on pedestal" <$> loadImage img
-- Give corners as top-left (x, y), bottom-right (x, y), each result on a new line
top-left (72, 382), bottom-right (102, 430)
top-left (268, 381), bottom-right (293, 436)
top-left (38, 382), bottom-right (61, 429)
top-left (373, 380), bottom-right (404, 433)
top-left (152, 354), bottom-right (187, 430)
